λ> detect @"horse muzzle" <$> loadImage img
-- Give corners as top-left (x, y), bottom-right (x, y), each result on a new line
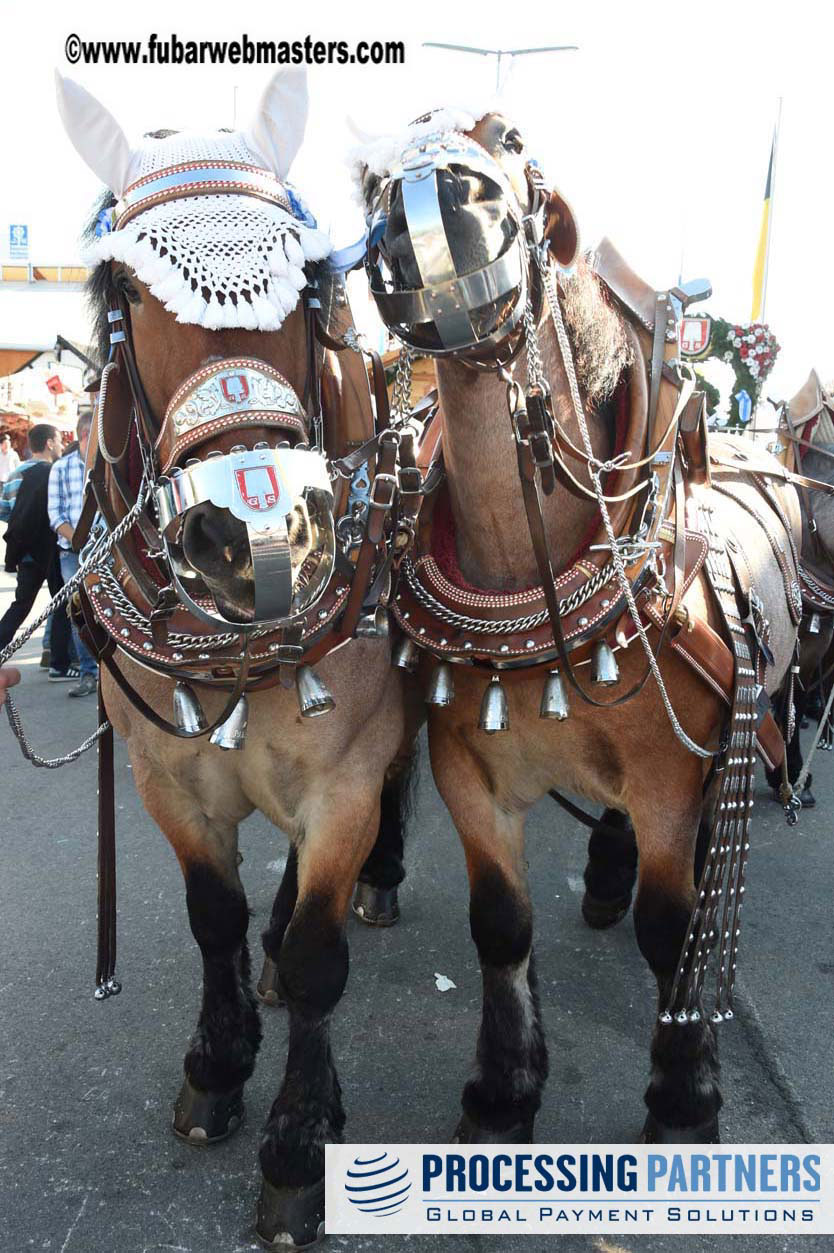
top-left (154, 357), bottom-right (336, 630)
top-left (366, 130), bottom-right (529, 356)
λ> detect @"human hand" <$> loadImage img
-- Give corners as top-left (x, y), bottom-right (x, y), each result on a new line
top-left (0, 666), bottom-right (21, 705)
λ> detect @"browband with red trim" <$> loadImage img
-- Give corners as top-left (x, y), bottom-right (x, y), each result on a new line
top-left (113, 161), bottom-right (295, 229)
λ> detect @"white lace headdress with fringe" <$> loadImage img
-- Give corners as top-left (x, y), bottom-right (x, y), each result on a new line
top-left (56, 70), bottom-right (331, 332)
top-left (347, 99), bottom-right (499, 198)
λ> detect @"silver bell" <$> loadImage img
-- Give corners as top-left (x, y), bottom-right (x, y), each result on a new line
top-left (809, 612), bottom-right (822, 635)
top-left (173, 682), bottom-right (207, 734)
top-left (540, 670), bottom-right (569, 720)
top-left (479, 674), bottom-right (509, 733)
top-left (295, 665), bottom-right (335, 717)
top-left (356, 606), bottom-right (390, 639)
top-left (591, 640), bottom-right (619, 686)
top-left (392, 636), bottom-right (420, 673)
top-left (426, 661), bottom-right (455, 707)
top-left (209, 695), bottom-right (249, 750)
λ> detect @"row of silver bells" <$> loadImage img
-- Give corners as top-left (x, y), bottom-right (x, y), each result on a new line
top-left (172, 665), bottom-right (336, 749)
top-left (394, 636), bottom-right (620, 733)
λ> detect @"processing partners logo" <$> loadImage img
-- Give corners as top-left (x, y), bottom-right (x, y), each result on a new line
top-left (326, 1144), bottom-right (831, 1236)
top-left (344, 1150), bottom-right (412, 1217)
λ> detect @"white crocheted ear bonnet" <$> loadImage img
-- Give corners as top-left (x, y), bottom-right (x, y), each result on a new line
top-left (56, 70), bottom-right (331, 331)
top-left (347, 100), bottom-right (498, 198)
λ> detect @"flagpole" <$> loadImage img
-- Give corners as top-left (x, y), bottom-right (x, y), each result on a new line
top-left (759, 96), bottom-right (782, 325)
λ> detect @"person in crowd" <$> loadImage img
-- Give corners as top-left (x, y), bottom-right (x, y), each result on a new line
top-left (48, 410), bottom-right (98, 698)
top-left (0, 432), bottom-right (20, 484)
top-left (0, 424), bottom-right (75, 680)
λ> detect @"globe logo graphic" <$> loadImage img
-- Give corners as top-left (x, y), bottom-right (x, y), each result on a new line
top-left (344, 1151), bottom-right (412, 1216)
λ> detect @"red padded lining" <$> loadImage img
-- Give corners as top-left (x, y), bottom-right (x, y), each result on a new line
top-left (430, 377), bottom-right (631, 592)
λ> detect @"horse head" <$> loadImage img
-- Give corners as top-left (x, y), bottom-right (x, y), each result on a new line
top-left (358, 107), bottom-right (579, 357)
top-left (58, 69), bottom-right (334, 626)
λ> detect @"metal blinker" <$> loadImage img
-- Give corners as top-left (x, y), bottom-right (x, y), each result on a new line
top-left (295, 665), bottom-right (335, 717)
top-left (591, 640), bottom-right (620, 686)
top-left (392, 636), bottom-right (420, 673)
top-left (173, 682), bottom-right (207, 734)
top-left (479, 674), bottom-right (509, 733)
top-left (209, 695), bottom-right (249, 750)
top-left (426, 661), bottom-right (455, 707)
top-left (540, 669), bottom-right (569, 720)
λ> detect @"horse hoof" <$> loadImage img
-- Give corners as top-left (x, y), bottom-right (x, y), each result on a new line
top-left (352, 881), bottom-right (400, 927)
top-left (641, 1112), bottom-right (720, 1144)
top-left (257, 955), bottom-right (286, 1008)
top-left (581, 890), bottom-right (631, 929)
top-left (452, 1111), bottom-right (534, 1144)
top-left (800, 781), bottom-right (816, 808)
top-left (256, 1176), bottom-right (325, 1248)
top-left (172, 1077), bottom-right (244, 1144)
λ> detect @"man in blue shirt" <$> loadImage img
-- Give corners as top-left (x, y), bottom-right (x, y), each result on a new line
top-left (48, 411), bottom-right (98, 697)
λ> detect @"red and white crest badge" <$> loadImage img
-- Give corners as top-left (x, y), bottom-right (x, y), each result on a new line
top-left (221, 373), bottom-right (250, 405)
top-left (679, 317), bottom-right (712, 358)
top-left (234, 464), bottom-right (281, 512)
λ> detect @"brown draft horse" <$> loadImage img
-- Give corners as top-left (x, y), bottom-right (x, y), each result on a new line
top-left (760, 373), bottom-right (834, 804)
top-left (361, 111), bottom-right (800, 1144)
top-left (58, 72), bottom-right (416, 1246)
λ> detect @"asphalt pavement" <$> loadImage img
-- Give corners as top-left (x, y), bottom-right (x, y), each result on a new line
top-left (1, 558), bottom-right (833, 1253)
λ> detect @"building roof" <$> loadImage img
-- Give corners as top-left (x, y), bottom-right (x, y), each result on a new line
top-left (0, 285), bottom-right (93, 353)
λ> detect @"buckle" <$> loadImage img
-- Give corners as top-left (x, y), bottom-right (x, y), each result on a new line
top-left (522, 212), bottom-right (544, 248)
top-left (398, 465), bottom-right (423, 494)
top-left (274, 643), bottom-right (304, 662)
top-left (368, 472), bottom-right (397, 510)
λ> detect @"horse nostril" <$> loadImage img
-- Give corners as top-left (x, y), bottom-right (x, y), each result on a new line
top-left (182, 505), bottom-right (238, 565)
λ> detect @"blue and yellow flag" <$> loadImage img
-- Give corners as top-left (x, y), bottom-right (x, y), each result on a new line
top-left (751, 135), bottom-right (775, 321)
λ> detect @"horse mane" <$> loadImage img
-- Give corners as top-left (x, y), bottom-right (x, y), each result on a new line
top-left (559, 257), bottom-right (633, 411)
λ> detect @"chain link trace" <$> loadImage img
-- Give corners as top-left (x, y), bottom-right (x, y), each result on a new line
top-left (1, 473), bottom-right (151, 768)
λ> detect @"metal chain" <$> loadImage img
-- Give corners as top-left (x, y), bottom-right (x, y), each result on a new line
top-left (402, 556), bottom-right (616, 635)
top-left (4, 697), bottom-right (110, 768)
top-left (390, 346), bottom-right (414, 424)
top-left (93, 566), bottom-right (261, 651)
top-left (1, 473), bottom-right (151, 767)
top-left (522, 297), bottom-right (546, 392)
top-left (0, 473), bottom-right (151, 668)
top-left (536, 256), bottom-right (714, 759)
top-left (799, 565), bottom-right (834, 609)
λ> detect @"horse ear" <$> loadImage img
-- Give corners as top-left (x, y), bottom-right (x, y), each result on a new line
top-left (544, 187), bottom-right (580, 269)
top-left (55, 71), bottom-right (133, 195)
top-left (245, 69), bottom-right (309, 179)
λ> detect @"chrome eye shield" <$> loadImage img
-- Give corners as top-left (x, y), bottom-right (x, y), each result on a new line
top-left (153, 357), bottom-right (337, 631)
top-left (366, 130), bottom-right (533, 355)
top-left (156, 444), bottom-right (335, 630)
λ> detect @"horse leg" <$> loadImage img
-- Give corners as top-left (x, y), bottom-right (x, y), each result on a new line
top-left (258, 755), bottom-right (414, 1008)
top-left (139, 778), bottom-right (261, 1145)
top-left (256, 846), bottom-right (298, 1007)
top-left (257, 796), bottom-right (379, 1248)
top-left (630, 791), bottom-right (721, 1144)
top-left (430, 747), bottom-right (547, 1143)
top-left (581, 808), bottom-right (637, 929)
top-left (352, 754), bottom-right (416, 926)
